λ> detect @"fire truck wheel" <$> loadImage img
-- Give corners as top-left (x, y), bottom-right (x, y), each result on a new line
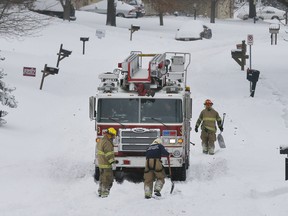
top-left (114, 171), bottom-right (124, 184)
top-left (94, 166), bottom-right (100, 182)
top-left (172, 165), bottom-right (187, 181)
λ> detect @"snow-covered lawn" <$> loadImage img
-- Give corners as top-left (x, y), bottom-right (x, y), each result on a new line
top-left (1, 11), bottom-right (288, 216)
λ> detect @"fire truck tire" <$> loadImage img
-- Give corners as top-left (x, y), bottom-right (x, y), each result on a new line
top-left (94, 166), bottom-right (100, 182)
top-left (172, 165), bottom-right (186, 181)
top-left (185, 156), bottom-right (190, 169)
top-left (114, 171), bottom-right (124, 184)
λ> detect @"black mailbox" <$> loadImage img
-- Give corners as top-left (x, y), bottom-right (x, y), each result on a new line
top-left (131, 25), bottom-right (140, 31)
top-left (61, 49), bottom-right (72, 57)
top-left (280, 146), bottom-right (288, 155)
top-left (46, 66), bottom-right (59, 75)
top-left (247, 69), bottom-right (260, 82)
top-left (80, 37), bottom-right (89, 42)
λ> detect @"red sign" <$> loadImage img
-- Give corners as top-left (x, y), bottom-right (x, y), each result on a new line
top-left (23, 67), bottom-right (36, 77)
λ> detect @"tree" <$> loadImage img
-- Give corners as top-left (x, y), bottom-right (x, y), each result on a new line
top-left (0, 0), bottom-right (49, 39)
top-left (106, 0), bottom-right (116, 26)
top-left (210, 0), bottom-right (217, 23)
top-left (0, 53), bottom-right (17, 125)
top-left (248, 0), bottom-right (256, 18)
top-left (146, 0), bottom-right (175, 26)
top-left (59, 0), bottom-right (74, 21)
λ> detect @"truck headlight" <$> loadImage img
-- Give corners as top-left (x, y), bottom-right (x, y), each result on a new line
top-left (170, 138), bottom-right (176, 144)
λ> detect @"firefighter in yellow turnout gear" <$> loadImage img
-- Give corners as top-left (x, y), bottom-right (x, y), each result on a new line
top-left (144, 138), bottom-right (170, 199)
top-left (96, 127), bottom-right (117, 198)
top-left (195, 99), bottom-right (223, 155)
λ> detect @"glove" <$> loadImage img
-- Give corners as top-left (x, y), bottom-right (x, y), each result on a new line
top-left (219, 126), bottom-right (224, 132)
top-left (112, 163), bottom-right (116, 170)
top-left (195, 126), bottom-right (198, 133)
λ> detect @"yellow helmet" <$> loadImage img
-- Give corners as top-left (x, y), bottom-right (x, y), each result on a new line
top-left (107, 127), bottom-right (117, 136)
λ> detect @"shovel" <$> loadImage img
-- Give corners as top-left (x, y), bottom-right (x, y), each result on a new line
top-left (167, 155), bottom-right (174, 194)
top-left (217, 113), bottom-right (226, 148)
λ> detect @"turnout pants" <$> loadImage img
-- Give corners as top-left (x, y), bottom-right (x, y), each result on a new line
top-left (98, 168), bottom-right (113, 197)
top-left (201, 130), bottom-right (216, 154)
top-left (144, 158), bottom-right (166, 198)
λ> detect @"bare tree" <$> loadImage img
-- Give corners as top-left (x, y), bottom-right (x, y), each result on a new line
top-left (106, 0), bottom-right (116, 26)
top-left (248, 0), bottom-right (256, 18)
top-left (59, 0), bottom-right (74, 21)
top-left (146, 0), bottom-right (175, 26)
top-left (0, 0), bottom-right (49, 39)
top-left (210, 0), bottom-right (217, 23)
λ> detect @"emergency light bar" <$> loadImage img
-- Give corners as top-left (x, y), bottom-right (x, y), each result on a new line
top-left (163, 130), bottom-right (177, 136)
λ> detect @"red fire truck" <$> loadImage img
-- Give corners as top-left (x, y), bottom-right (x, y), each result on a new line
top-left (89, 51), bottom-right (192, 182)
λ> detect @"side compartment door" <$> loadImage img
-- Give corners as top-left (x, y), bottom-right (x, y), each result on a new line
top-left (184, 93), bottom-right (192, 120)
top-left (89, 96), bottom-right (96, 120)
top-left (184, 94), bottom-right (192, 168)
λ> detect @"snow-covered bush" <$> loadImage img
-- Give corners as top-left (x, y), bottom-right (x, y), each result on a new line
top-left (0, 54), bottom-right (17, 125)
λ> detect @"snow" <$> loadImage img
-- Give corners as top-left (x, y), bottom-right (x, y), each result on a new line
top-left (1, 10), bottom-right (288, 216)
top-left (33, 0), bottom-right (64, 12)
top-left (175, 20), bottom-right (207, 39)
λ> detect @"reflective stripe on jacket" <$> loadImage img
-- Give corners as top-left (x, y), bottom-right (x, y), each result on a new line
top-left (196, 108), bottom-right (222, 132)
top-left (97, 135), bottom-right (115, 169)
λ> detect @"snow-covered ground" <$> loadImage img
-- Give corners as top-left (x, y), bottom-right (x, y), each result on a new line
top-left (1, 11), bottom-right (288, 216)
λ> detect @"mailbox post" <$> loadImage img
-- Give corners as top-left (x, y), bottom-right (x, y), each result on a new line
top-left (246, 68), bottom-right (260, 97)
top-left (129, 25), bottom-right (140, 41)
top-left (269, 24), bottom-right (280, 45)
top-left (231, 40), bottom-right (249, 71)
top-left (80, 37), bottom-right (89, 55)
top-left (40, 64), bottom-right (59, 90)
top-left (280, 146), bottom-right (288, 180)
top-left (56, 44), bottom-right (72, 67)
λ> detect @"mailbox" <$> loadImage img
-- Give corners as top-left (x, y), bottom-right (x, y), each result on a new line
top-left (46, 66), bottom-right (59, 75)
top-left (61, 49), bottom-right (72, 57)
top-left (80, 37), bottom-right (89, 42)
top-left (280, 146), bottom-right (288, 155)
top-left (247, 69), bottom-right (260, 82)
top-left (131, 25), bottom-right (140, 31)
top-left (280, 146), bottom-right (288, 181)
top-left (129, 25), bottom-right (140, 41)
top-left (269, 24), bottom-right (280, 34)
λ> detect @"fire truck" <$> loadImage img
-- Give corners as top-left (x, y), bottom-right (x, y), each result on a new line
top-left (89, 51), bottom-right (192, 182)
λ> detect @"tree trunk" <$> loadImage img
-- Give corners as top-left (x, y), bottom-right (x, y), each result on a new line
top-left (249, 0), bottom-right (256, 18)
top-left (106, 0), bottom-right (116, 26)
top-left (63, 0), bottom-right (71, 21)
top-left (159, 12), bottom-right (164, 26)
top-left (210, 0), bottom-right (216, 23)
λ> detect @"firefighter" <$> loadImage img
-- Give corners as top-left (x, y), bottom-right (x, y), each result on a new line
top-left (97, 127), bottom-right (117, 198)
top-left (195, 99), bottom-right (223, 155)
top-left (144, 138), bottom-right (170, 199)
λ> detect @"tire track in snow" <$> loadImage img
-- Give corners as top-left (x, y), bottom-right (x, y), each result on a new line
top-left (260, 74), bottom-right (288, 128)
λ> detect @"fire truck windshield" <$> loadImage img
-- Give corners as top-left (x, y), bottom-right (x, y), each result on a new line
top-left (97, 98), bottom-right (183, 123)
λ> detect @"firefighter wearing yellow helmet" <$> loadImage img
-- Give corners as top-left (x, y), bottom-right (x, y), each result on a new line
top-left (195, 99), bottom-right (223, 155)
top-left (96, 127), bottom-right (117, 198)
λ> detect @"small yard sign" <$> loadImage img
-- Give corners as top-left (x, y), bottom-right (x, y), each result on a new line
top-left (247, 34), bottom-right (254, 45)
top-left (23, 67), bottom-right (36, 77)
